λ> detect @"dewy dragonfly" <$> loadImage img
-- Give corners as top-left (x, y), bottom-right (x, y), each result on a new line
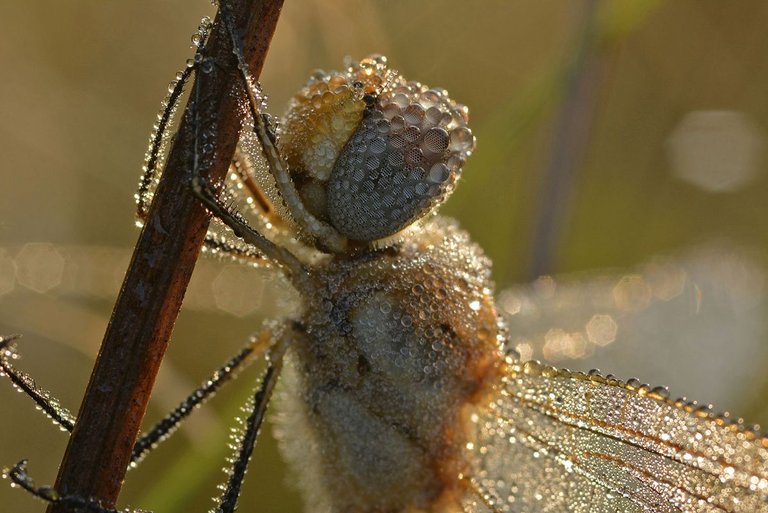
top-left (2, 4), bottom-right (768, 513)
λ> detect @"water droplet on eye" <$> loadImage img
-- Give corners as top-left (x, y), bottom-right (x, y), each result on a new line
top-left (425, 106), bottom-right (442, 126)
top-left (387, 151), bottom-right (405, 167)
top-left (369, 137), bottom-right (387, 154)
top-left (403, 126), bottom-right (420, 143)
top-left (403, 104), bottom-right (425, 125)
top-left (422, 89), bottom-right (443, 105)
top-left (415, 182), bottom-right (430, 196)
top-left (393, 93), bottom-right (410, 108)
top-left (405, 147), bottom-right (423, 167)
top-left (449, 127), bottom-right (474, 153)
top-left (365, 155), bottom-right (381, 170)
top-left (428, 163), bottom-right (451, 184)
top-left (382, 103), bottom-right (400, 120)
top-left (390, 133), bottom-right (406, 150)
top-left (423, 127), bottom-right (450, 154)
top-left (391, 115), bottom-right (406, 132)
top-left (447, 154), bottom-right (464, 171)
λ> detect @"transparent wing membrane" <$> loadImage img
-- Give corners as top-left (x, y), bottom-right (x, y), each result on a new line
top-left (464, 361), bottom-right (768, 513)
top-left (498, 246), bottom-right (768, 412)
top-left (499, 246), bottom-right (765, 364)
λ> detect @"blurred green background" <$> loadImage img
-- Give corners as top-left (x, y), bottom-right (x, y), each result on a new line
top-left (2, 1), bottom-right (768, 512)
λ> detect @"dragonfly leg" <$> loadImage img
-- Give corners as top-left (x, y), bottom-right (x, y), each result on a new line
top-left (2, 326), bottom-right (283, 511)
top-left (0, 335), bottom-right (76, 432)
top-left (129, 327), bottom-right (275, 466)
top-left (217, 0), bottom-right (348, 254)
top-left (212, 329), bottom-right (289, 513)
top-left (1, 327), bottom-right (271, 464)
top-left (136, 64), bottom-right (195, 225)
top-left (186, 62), bottom-right (310, 286)
top-left (133, 41), bottom-right (274, 267)
top-left (3, 460), bottom-right (144, 513)
top-left (198, 145), bottom-right (285, 267)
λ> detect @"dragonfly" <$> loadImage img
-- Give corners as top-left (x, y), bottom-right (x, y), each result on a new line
top-left (2, 3), bottom-right (767, 513)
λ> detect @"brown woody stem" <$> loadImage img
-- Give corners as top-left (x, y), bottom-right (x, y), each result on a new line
top-left (47, 1), bottom-right (284, 511)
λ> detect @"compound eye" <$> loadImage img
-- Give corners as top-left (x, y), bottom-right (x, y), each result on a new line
top-left (327, 86), bottom-right (474, 241)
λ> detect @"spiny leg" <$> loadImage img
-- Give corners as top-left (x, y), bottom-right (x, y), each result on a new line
top-left (0, 328), bottom-right (273, 464)
top-left (3, 460), bottom-right (142, 513)
top-left (187, 62), bottom-right (309, 287)
top-left (5, 338), bottom-right (284, 513)
top-left (137, 64), bottom-right (196, 223)
top-left (217, 0), bottom-right (347, 253)
top-left (137, 17), bottom-right (212, 223)
top-left (200, 146), bottom-right (284, 266)
top-left (0, 335), bottom-right (75, 432)
top-left (130, 328), bottom-right (274, 466)
top-left (134, 42), bottom-right (274, 267)
top-left (2, 328), bottom-right (279, 512)
top-left (134, 15), bottom-right (274, 269)
top-left (213, 333), bottom-right (288, 513)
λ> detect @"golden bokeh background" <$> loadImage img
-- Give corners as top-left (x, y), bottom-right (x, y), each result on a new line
top-left (2, 1), bottom-right (768, 512)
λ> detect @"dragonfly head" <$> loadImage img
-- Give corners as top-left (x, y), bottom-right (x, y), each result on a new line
top-left (279, 55), bottom-right (475, 244)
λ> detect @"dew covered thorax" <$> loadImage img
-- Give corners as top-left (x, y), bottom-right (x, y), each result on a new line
top-left (275, 218), bottom-right (507, 513)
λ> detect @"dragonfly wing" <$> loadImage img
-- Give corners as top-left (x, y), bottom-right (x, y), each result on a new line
top-left (497, 246), bottom-right (768, 413)
top-left (463, 361), bottom-right (768, 513)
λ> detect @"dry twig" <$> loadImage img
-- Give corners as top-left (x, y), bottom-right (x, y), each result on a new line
top-left (47, 1), bottom-right (284, 511)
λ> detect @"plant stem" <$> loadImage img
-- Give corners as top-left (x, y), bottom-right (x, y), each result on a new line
top-left (47, 1), bottom-right (284, 511)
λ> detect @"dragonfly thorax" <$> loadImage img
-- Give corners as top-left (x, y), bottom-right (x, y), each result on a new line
top-left (275, 218), bottom-right (507, 513)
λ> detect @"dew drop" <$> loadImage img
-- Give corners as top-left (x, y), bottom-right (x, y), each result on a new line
top-left (423, 127), bottom-right (450, 154)
top-left (449, 126), bottom-right (474, 153)
top-left (428, 163), bottom-right (451, 184)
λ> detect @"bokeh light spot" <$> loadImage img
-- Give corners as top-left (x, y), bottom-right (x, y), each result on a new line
top-left (667, 110), bottom-right (765, 193)
top-left (612, 274), bottom-right (652, 313)
top-left (211, 264), bottom-right (266, 318)
top-left (15, 243), bottom-right (65, 293)
top-left (0, 249), bottom-right (17, 296)
top-left (585, 314), bottom-right (618, 347)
